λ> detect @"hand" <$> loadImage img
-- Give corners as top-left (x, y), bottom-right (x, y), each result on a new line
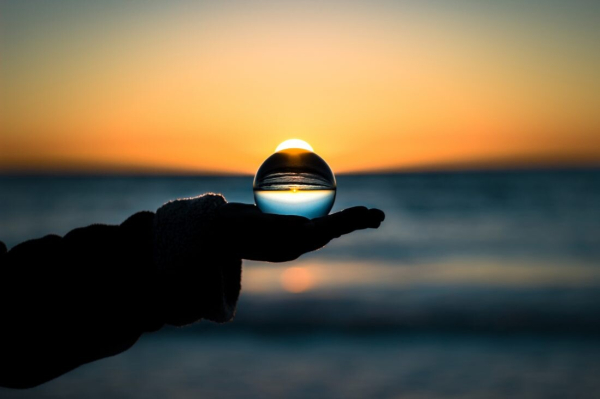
top-left (215, 203), bottom-right (385, 262)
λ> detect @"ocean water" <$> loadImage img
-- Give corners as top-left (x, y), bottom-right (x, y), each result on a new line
top-left (1, 170), bottom-right (600, 398)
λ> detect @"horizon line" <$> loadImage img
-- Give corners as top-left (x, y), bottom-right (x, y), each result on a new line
top-left (1, 163), bottom-right (598, 178)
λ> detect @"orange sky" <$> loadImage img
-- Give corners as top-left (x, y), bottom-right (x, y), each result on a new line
top-left (1, 1), bottom-right (599, 174)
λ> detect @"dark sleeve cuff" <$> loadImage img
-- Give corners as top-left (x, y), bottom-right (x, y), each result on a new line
top-left (151, 193), bottom-right (242, 326)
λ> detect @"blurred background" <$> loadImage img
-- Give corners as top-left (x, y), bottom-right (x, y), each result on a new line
top-left (1, 1), bottom-right (599, 398)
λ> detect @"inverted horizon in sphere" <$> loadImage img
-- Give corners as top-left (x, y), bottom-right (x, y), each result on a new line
top-left (254, 189), bottom-right (336, 219)
top-left (255, 140), bottom-right (336, 217)
top-left (275, 139), bottom-right (314, 153)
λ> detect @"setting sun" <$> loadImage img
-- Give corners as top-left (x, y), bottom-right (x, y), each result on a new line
top-left (275, 139), bottom-right (314, 153)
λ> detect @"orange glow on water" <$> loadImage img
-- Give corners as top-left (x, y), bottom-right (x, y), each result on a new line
top-left (281, 267), bottom-right (316, 293)
top-left (241, 260), bottom-right (600, 295)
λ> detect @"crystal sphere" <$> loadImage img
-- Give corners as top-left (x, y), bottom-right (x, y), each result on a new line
top-left (254, 140), bottom-right (336, 219)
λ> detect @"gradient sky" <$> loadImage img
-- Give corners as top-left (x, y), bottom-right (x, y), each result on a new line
top-left (1, 0), bottom-right (599, 174)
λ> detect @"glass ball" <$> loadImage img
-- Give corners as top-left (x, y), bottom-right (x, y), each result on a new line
top-left (254, 140), bottom-right (336, 219)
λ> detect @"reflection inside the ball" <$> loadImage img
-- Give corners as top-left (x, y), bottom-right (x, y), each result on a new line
top-left (254, 189), bottom-right (336, 219)
top-left (254, 141), bottom-right (336, 218)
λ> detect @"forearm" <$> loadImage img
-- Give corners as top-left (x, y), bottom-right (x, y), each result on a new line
top-left (0, 193), bottom-right (243, 388)
top-left (0, 212), bottom-right (157, 388)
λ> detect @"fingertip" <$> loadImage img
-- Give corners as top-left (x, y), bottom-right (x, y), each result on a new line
top-left (311, 206), bottom-right (384, 236)
top-left (337, 207), bottom-right (385, 230)
top-left (361, 209), bottom-right (383, 228)
top-left (370, 209), bottom-right (385, 222)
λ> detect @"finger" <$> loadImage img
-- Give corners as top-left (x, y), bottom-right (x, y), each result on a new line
top-left (309, 206), bottom-right (385, 237)
top-left (300, 207), bottom-right (385, 252)
top-left (218, 202), bottom-right (384, 262)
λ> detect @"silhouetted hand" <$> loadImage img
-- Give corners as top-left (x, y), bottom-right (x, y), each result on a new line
top-left (0, 197), bottom-right (385, 389)
top-left (215, 203), bottom-right (385, 262)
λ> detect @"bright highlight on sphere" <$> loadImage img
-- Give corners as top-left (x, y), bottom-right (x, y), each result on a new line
top-left (254, 140), bottom-right (336, 219)
top-left (275, 139), bottom-right (314, 153)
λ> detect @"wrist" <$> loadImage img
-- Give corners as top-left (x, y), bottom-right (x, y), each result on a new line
top-left (151, 193), bottom-right (242, 326)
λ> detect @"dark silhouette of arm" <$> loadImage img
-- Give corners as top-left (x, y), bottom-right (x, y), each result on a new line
top-left (0, 212), bottom-right (161, 389)
top-left (0, 194), bottom-right (384, 389)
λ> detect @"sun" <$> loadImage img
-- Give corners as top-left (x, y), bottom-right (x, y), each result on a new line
top-left (275, 139), bottom-right (314, 153)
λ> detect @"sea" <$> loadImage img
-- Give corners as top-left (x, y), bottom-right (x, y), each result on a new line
top-left (1, 169), bottom-right (599, 399)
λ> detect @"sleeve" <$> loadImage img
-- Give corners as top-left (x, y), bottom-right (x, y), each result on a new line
top-left (0, 193), bottom-right (242, 389)
top-left (152, 193), bottom-right (242, 326)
